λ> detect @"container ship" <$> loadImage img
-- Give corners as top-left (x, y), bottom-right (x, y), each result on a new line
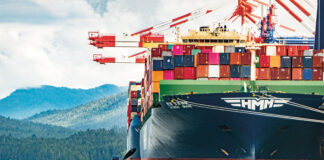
top-left (88, 1), bottom-right (324, 159)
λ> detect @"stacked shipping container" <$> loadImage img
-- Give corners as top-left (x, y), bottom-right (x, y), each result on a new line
top-left (138, 45), bottom-right (324, 121)
top-left (127, 81), bottom-right (142, 128)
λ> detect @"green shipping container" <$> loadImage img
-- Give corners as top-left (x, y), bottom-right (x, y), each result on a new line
top-left (168, 44), bottom-right (174, 50)
top-left (191, 49), bottom-right (201, 55)
top-left (255, 56), bottom-right (260, 68)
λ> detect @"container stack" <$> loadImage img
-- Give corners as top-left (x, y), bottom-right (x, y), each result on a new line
top-left (138, 44), bottom-right (324, 120)
top-left (127, 81), bottom-right (142, 128)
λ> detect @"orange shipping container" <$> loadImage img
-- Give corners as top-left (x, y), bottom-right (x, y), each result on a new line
top-left (196, 65), bottom-right (209, 78)
top-left (152, 81), bottom-right (160, 93)
top-left (230, 53), bottom-right (242, 65)
top-left (256, 68), bottom-right (271, 80)
top-left (292, 68), bottom-right (303, 80)
top-left (270, 56), bottom-right (281, 68)
top-left (152, 71), bottom-right (164, 82)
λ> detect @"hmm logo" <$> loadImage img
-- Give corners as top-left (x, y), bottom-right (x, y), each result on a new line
top-left (221, 97), bottom-right (291, 111)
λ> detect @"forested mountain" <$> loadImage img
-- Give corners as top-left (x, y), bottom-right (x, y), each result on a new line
top-left (0, 84), bottom-right (125, 119)
top-left (0, 128), bottom-right (126, 160)
top-left (27, 92), bottom-right (128, 130)
top-left (0, 115), bottom-right (75, 138)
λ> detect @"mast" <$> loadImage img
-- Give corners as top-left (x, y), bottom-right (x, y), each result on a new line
top-left (315, 0), bottom-right (323, 50)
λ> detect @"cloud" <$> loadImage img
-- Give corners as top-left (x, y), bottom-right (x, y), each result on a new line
top-left (0, 0), bottom-right (318, 99)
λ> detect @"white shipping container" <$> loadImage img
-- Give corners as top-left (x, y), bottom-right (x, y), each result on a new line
top-left (208, 65), bottom-right (220, 78)
top-left (130, 85), bottom-right (141, 91)
top-left (266, 46), bottom-right (276, 56)
top-left (162, 51), bottom-right (172, 57)
top-left (138, 98), bottom-right (141, 105)
top-left (303, 50), bottom-right (314, 56)
top-left (225, 46), bottom-right (235, 53)
top-left (213, 46), bottom-right (225, 53)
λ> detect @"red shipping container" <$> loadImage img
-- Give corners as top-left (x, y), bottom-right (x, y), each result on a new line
top-left (220, 65), bottom-right (230, 78)
top-left (202, 49), bottom-right (212, 53)
top-left (198, 52), bottom-right (209, 65)
top-left (241, 52), bottom-right (251, 65)
top-left (151, 48), bottom-right (162, 57)
top-left (292, 68), bottom-right (303, 80)
top-left (257, 68), bottom-right (270, 80)
top-left (230, 53), bottom-right (242, 65)
top-left (256, 49), bottom-right (261, 56)
top-left (276, 46), bottom-right (287, 56)
top-left (158, 44), bottom-right (169, 50)
top-left (288, 46), bottom-right (300, 56)
top-left (298, 46), bottom-right (309, 56)
top-left (131, 91), bottom-right (138, 98)
top-left (196, 65), bottom-right (209, 78)
top-left (259, 55), bottom-right (270, 68)
top-left (313, 68), bottom-right (323, 80)
top-left (209, 53), bottom-right (220, 65)
top-left (279, 68), bottom-right (291, 80)
top-left (183, 49), bottom-right (192, 55)
top-left (184, 67), bottom-right (196, 79)
top-left (197, 46), bottom-right (213, 50)
top-left (292, 56), bottom-right (303, 68)
top-left (163, 70), bottom-right (174, 80)
top-left (219, 78), bottom-right (230, 80)
top-left (260, 46), bottom-right (267, 56)
top-left (174, 67), bottom-right (184, 79)
top-left (313, 56), bottom-right (323, 68)
top-left (270, 68), bottom-right (280, 80)
top-left (184, 45), bottom-right (196, 50)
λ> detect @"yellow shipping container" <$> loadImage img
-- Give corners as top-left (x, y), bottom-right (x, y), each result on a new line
top-left (152, 81), bottom-right (160, 93)
top-left (270, 56), bottom-right (281, 68)
top-left (152, 71), bottom-right (164, 82)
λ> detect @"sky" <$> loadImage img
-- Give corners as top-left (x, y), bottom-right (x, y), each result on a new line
top-left (0, 0), bottom-right (317, 99)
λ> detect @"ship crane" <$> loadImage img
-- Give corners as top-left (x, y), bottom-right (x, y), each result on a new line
top-left (89, 0), bottom-right (319, 64)
top-left (89, 6), bottom-right (220, 64)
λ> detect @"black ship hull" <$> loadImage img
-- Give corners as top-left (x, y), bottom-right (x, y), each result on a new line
top-left (133, 93), bottom-right (324, 160)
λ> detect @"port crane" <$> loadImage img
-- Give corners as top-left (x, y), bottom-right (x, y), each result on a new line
top-left (88, 0), bottom-right (319, 64)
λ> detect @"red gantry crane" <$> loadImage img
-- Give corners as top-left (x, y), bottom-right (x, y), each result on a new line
top-left (89, 0), bottom-right (316, 64)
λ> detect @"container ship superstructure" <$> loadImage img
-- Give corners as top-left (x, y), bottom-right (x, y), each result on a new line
top-left (88, 1), bottom-right (324, 159)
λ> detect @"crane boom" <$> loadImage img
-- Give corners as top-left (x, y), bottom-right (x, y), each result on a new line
top-left (289, 0), bottom-right (316, 22)
top-left (275, 0), bottom-right (314, 34)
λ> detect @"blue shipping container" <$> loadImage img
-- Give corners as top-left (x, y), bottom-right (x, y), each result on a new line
top-left (303, 56), bottom-right (313, 68)
top-left (241, 66), bottom-right (251, 78)
top-left (281, 56), bottom-right (291, 68)
top-left (230, 65), bottom-right (241, 78)
top-left (152, 59), bottom-right (163, 71)
top-left (131, 98), bottom-right (138, 105)
top-left (131, 106), bottom-right (138, 112)
top-left (163, 56), bottom-right (174, 70)
top-left (303, 68), bottom-right (313, 80)
top-left (137, 90), bottom-right (141, 97)
top-left (235, 47), bottom-right (246, 53)
top-left (174, 55), bottom-right (184, 67)
top-left (220, 53), bottom-right (230, 65)
top-left (183, 55), bottom-right (195, 67)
